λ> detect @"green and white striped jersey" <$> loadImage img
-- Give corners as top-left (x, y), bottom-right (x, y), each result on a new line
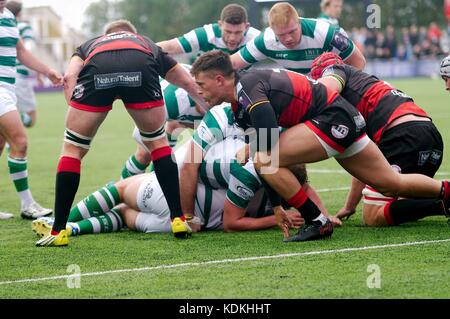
top-left (192, 103), bottom-right (244, 153)
top-left (177, 23), bottom-right (260, 55)
top-left (192, 104), bottom-right (264, 210)
top-left (160, 78), bottom-right (203, 124)
top-left (237, 18), bottom-right (355, 74)
top-left (0, 8), bottom-right (19, 87)
top-left (317, 13), bottom-right (340, 27)
top-left (16, 21), bottom-right (34, 77)
top-left (159, 64), bottom-right (203, 125)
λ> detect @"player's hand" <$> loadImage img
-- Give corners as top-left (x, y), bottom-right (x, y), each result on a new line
top-left (274, 206), bottom-right (292, 238)
top-left (46, 69), bottom-right (63, 86)
top-left (285, 209), bottom-right (304, 229)
top-left (328, 215), bottom-right (343, 227)
top-left (186, 215), bottom-right (203, 233)
top-left (236, 144), bottom-right (250, 165)
top-left (335, 207), bottom-right (356, 221)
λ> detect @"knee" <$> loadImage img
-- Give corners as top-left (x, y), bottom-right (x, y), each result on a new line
top-left (8, 134), bottom-right (28, 155)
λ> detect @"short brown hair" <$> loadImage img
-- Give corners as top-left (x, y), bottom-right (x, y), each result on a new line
top-left (191, 50), bottom-right (234, 78)
top-left (220, 4), bottom-right (248, 25)
top-left (104, 19), bottom-right (137, 35)
top-left (288, 164), bottom-right (309, 185)
top-left (268, 2), bottom-right (299, 28)
top-left (6, 1), bottom-right (23, 17)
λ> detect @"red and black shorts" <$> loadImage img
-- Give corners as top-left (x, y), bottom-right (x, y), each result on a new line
top-left (378, 120), bottom-right (443, 177)
top-left (70, 50), bottom-right (165, 112)
top-left (305, 95), bottom-right (369, 158)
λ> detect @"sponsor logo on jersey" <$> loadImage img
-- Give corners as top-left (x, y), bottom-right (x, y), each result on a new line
top-left (94, 72), bottom-right (142, 90)
top-left (73, 84), bottom-right (85, 99)
top-left (331, 125), bottom-right (349, 139)
top-left (236, 186), bottom-right (254, 200)
top-left (275, 53), bottom-right (288, 59)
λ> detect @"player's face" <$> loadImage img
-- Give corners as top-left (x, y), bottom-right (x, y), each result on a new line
top-left (0, 0), bottom-right (7, 10)
top-left (272, 18), bottom-right (301, 49)
top-left (194, 72), bottom-right (226, 106)
top-left (219, 21), bottom-right (249, 51)
top-left (443, 76), bottom-right (450, 92)
top-left (329, 0), bottom-right (343, 19)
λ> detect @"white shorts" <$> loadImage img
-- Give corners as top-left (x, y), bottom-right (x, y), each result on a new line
top-left (0, 85), bottom-right (17, 117)
top-left (15, 76), bottom-right (36, 113)
top-left (133, 173), bottom-right (228, 233)
top-left (362, 185), bottom-right (395, 206)
top-left (134, 173), bottom-right (172, 233)
top-left (313, 133), bottom-right (371, 159)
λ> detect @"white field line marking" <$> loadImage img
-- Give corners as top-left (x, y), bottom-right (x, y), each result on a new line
top-left (309, 168), bottom-right (449, 176)
top-left (316, 186), bottom-right (350, 193)
top-left (1, 238), bottom-right (450, 286)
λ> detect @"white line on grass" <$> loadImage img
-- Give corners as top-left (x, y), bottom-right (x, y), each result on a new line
top-left (1, 238), bottom-right (450, 286)
top-left (309, 168), bottom-right (449, 176)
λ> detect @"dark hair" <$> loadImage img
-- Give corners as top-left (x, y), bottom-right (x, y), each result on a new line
top-left (220, 4), bottom-right (248, 25)
top-left (6, 1), bottom-right (23, 17)
top-left (191, 50), bottom-right (235, 78)
top-left (288, 164), bottom-right (309, 185)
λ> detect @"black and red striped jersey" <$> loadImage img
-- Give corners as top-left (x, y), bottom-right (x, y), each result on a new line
top-left (320, 64), bottom-right (429, 143)
top-left (74, 31), bottom-right (177, 77)
top-left (232, 68), bottom-right (339, 130)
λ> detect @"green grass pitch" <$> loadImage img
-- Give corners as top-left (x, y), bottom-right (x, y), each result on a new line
top-left (0, 78), bottom-right (449, 298)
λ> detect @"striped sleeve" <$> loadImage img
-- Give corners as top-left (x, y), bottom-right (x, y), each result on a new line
top-left (328, 26), bottom-right (355, 61)
top-left (192, 105), bottom-right (234, 153)
top-left (177, 24), bottom-right (214, 54)
top-left (226, 161), bottom-right (261, 209)
top-left (238, 32), bottom-right (268, 64)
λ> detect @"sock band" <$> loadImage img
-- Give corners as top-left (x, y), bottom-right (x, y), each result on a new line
top-left (287, 188), bottom-right (308, 208)
top-left (57, 156), bottom-right (81, 174)
top-left (383, 201), bottom-right (395, 225)
top-left (151, 146), bottom-right (172, 162)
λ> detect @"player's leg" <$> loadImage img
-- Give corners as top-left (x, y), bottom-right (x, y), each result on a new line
top-left (254, 123), bottom-right (334, 242)
top-left (0, 107), bottom-right (52, 218)
top-left (121, 173), bottom-right (173, 233)
top-left (337, 141), bottom-right (443, 200)
top-left (362, 199), bottom-right (446, 227)
top-left (120, 127), bottom-right (152, 179)
top-left (127, 106), bottom-right (189, 238)
top-left (36, 107), bottom-right (108, 247)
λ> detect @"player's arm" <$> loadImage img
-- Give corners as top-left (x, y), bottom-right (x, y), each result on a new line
top-left (336, 177), bottom-right (365, 220)
top-left (16, 38), bottom-right (62, 86)
top-left (230, 52), bottom-right (251, 71)
top-left (223, 199), bottom-right (303, 232)
top-left (164, 64), bottom-right (209, 112)
top-left (63, 56), bottom-right (84, 104)
top-left (344, 46), bottom-right (366, 70)
top-left (157, 38), bottom-right (184, 55)
top-left (330, 27), bottom-right (366, 70)
top-left (180, 140), bottom-right (203, 216)
top-left (318, 76), bottom-right (344, 93)
top-left (316, 65), bottom-right (347, 93)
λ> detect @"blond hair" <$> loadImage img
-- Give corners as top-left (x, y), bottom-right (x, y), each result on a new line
top-left (268, 2), bottom-right (299, 28)
top-left (321, 0), bottom-right (342, 10)
top-left (104, 19), bottom-right (137, 35)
